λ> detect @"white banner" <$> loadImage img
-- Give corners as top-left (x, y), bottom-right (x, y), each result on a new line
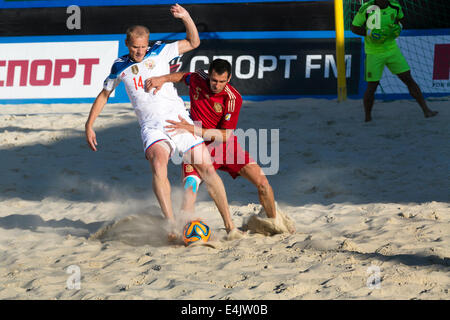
top-left (0, 41), bottom-right (119, 99)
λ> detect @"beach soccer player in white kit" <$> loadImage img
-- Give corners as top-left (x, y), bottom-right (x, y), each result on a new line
top-left (85, 4), bottom-right (241, 239)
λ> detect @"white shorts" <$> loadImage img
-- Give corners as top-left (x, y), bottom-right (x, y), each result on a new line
top-left (141, 113), bottom-right (204, 158)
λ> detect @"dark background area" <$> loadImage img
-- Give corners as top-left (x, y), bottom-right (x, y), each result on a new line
top-left (1, 0), bottom-right (449, 37)
top-left (0, 1), bottom-right (335, 36)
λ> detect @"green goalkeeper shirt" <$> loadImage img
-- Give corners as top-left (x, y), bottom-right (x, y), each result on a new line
top-left (352, 0), bottom-right (404, 54)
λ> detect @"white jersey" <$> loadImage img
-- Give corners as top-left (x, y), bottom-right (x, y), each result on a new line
top-left (103, 41), bottom-right (185, 128)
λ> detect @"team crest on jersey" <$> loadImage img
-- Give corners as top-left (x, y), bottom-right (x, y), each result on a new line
top-left (144, 59), bottom-right (156, 70)
top-left (185, 164), bottom-right (194, 173)
top-left (213, 102), bottom-right (223, 113)
top-left (131, 65), bottom-right (139, 75)
top-left (224, 113), bottom-right (231, 121)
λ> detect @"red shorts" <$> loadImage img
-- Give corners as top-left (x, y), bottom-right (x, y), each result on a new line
top-left (183, 135), bottom-right (255, 180)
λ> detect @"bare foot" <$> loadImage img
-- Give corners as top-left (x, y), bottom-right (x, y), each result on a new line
top-left (166, 219), bottom-right (180, 243)
top-left (168, 233), bottom-right (178, 242)
top-left (425, 110), bottom-right (438, 118)
top-left (364, 104), bottom-right (373, 122)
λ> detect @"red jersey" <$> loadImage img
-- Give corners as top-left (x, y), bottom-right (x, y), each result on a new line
top-left (181, 70), bottom-right (255, 180)
top-left (182, 70), bottom-right (243, 130)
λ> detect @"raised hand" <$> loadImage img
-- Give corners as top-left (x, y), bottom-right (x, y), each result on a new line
top-left (170, 3), bottom-right (190, 20)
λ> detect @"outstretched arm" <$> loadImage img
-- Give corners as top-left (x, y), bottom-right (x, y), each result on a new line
top-left (85, 89), bottom-right (112, 151)
top-left (170, 4), bottom-right (200, 54)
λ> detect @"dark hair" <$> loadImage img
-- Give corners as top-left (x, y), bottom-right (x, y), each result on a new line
top-left (209, 59), bottom-right (232, 77)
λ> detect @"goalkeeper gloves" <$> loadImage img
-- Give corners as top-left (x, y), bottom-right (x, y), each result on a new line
top-left (366, 28), bottom-right (389, 43)
top-left (388, 22), bottom-right (403, 39)
top-left (366, 22), bottom-right (403, 43)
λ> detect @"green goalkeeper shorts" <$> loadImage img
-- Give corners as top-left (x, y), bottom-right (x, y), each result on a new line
top-left (365, 45), bottom-right (410, 82)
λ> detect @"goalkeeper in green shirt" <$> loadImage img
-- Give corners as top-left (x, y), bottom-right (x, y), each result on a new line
top-left (351, 0), bottom-right (438, 122)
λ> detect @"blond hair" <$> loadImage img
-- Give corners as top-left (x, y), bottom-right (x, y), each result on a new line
top-left (126, 25), bottom-right (150, 42)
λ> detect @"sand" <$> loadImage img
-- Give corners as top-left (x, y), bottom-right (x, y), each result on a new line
top-left (0, 97), bottom-right (449, 299)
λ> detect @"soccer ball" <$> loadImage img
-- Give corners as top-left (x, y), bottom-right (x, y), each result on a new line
top-left (182, 220), bottom-right (211, 246)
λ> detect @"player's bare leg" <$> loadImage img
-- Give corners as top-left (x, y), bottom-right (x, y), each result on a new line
top-left (181, 179), bottom-right (198, 214)
top-left (146, 142), bottom-right (177, 241)
top-left (185, 144), bottom-right (237, 234)
top-left (239, 164), bottom-right (295, 234)
top-left (239, 163), bottom-right (276, 219)
top-left (240, 163), bottom-right (295, 234)
top-left (363, 81), bottom-right (379, 122)
top-left (396, 70), bottom-right (438, 118)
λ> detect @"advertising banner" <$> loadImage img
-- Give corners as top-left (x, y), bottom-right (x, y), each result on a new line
top-left (0, 34), bottom-right (362, 103)
top-left (173, 38), bottom-right (362, 97)
top-left (0, 41), bottom-right (119, 100)
top-left (377, 35), bottom-right (450, 95)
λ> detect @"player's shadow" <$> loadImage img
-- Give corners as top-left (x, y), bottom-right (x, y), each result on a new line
top-left (215, 102), bottom-right (449, 207)
top-left (0, 214), bottom-right (108, 238)
top-left (0, 101), bottom-right (448, 207)
top-left (2, 126), bottom-right (68, 133)
top-left (288, 239), bottom-right (450, 269)
top-left (347, 250), bottom-right (450, 269)
top-left (0, 119), bottom-right (182, 203)
top-left (0, 207), bottom-right (174, 247)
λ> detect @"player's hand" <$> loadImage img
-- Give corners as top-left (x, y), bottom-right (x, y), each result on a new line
top-left (165, 115), bottom-right (194, 136)
top-left (170, 3), bottom-right (190, 20)
top-left (85, 126), bottom-right (98, 151)
top-left (145, 77), bottom-right (164, 94)
top-left (387, 23), bottom-right (402, 39)
top-left (367, 27), bottom-right (388, 43)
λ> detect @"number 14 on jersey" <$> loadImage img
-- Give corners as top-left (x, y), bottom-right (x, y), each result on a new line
top-left (133, 76), bottom-right (144, 90)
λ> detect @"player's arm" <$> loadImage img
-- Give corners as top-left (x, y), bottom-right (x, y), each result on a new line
top-left (350, 8), bottom-right (367, 37)
top-left (170, 4), bottom-right (200, 54)
top-left (85, 89), bottom-right (112, 151)
top-left (201, 127), bottom-right (233, 143)
top-left (144, 72), bottom-right (187, 94)
top-left (350, 10), bottom-right (386, 40)
top-left (165, 116), bottom-right (232, 143)
top-left (351, 24), bottom-right (367, 37)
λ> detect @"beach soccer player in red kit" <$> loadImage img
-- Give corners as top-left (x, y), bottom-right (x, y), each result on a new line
top-left (145, 59), bottom-right (295, 235)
